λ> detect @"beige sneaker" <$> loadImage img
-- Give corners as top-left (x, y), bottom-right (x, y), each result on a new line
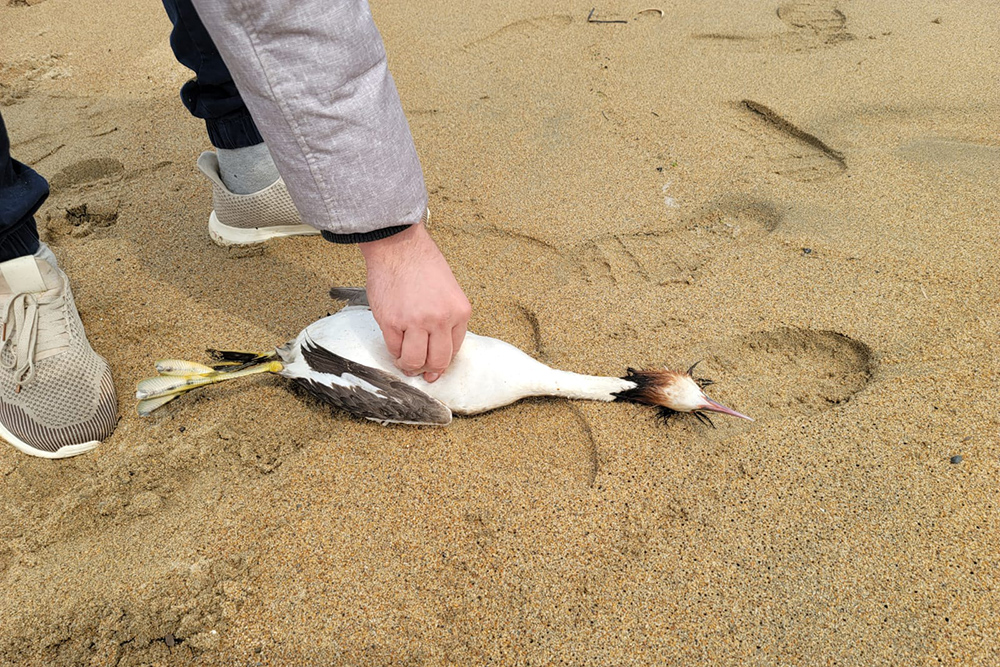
top-left (0, 252), bottom-right (117, 458)
top-left (197, 151), bottom-right (320, 246)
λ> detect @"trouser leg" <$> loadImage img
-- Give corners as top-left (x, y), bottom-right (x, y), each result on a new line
top-left (161, 0), bottom-right (263, 149)
top-left (187, 0), bottom-right (428, 238)
top-left (0, 111), bottom-right (43, 262)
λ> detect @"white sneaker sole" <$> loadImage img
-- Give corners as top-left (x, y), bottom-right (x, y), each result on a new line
top-left (0, 420), bottom-right (99, 459)
top-left (208, 211), bottom-right (320, 247)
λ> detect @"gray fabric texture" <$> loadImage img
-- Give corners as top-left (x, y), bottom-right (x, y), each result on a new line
top-left (188, 0), bottom-right (428, 237)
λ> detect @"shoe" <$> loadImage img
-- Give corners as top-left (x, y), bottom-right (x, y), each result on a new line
top-left (0, 252), bottom-right (118, 458)
top-left (197, 151), bottom-right (320, 246)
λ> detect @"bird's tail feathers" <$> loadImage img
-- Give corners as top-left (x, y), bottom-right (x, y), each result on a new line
top-left (206, 349), bottom-right (278, 367)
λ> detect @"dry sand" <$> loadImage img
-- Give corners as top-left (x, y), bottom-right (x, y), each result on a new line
top-left (2, 0), bottom-right (999, 664)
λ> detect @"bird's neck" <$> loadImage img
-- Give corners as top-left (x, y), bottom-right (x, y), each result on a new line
top-left (540, 369), bottom-right (636, 402)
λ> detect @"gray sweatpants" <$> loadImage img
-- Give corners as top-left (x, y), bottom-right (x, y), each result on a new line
top-left (189, 0), bottom-right (427, 238)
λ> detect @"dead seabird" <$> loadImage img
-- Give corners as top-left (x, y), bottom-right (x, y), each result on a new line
top-left (136, 288), bottom-right (753, 425)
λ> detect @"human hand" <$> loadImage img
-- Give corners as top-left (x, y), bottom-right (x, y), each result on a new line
top-left (359, 222), bottom-right (471, 383)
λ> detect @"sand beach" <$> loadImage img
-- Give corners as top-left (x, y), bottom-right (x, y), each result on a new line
top-left (1, 0), bottom-right (999, 664)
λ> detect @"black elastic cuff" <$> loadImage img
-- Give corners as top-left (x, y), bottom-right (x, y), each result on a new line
top-left (321, 224), bottom-right (411, 245)
top-left (0, 215), bottom-right (40, 263)
top-left (205, 110), bottom-right (265, 150)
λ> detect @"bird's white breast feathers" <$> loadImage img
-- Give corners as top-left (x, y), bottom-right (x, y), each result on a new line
top-left (278, 306), bottom-right (616, 416)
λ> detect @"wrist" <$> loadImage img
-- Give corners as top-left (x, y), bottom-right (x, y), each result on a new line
top-left (359, 222), bottom-right (434, 265)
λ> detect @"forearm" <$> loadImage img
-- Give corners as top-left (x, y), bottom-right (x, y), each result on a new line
top-left (187, 0), bottom-right (427, 238)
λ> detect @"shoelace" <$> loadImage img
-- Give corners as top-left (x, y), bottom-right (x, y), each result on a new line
top-left (1, 288), bottom-right (70, 386)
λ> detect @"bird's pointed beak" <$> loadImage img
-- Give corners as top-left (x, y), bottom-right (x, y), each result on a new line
top-left (700, 396), bottom-right (754, 422)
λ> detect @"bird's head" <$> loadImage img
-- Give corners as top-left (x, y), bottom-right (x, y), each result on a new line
top-left (615, 362), bottom-right (753, 425)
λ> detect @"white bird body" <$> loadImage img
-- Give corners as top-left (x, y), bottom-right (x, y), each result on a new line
top-left (136, 288), bottom-right (752, 426)
top-left (280, 305), bottom-right (634, 419)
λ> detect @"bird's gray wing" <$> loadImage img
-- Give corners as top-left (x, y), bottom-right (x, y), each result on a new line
top-left (328, 287), bottom-right (369, 307)
top-left (295, 341), bottom-right (452, 426)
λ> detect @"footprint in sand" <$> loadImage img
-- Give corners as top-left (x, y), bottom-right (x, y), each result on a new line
top-left (41, 158), bottom-right (125, 243)
top-left (432, 220), bottom-right (569, 292)
top-left (737, 99), bottom-right (847, 183)
top-left (434, 193), bottom-right (784, 291)
top-left (705, 327), bottom-right (874, 422)
top-left (0, 54), bottom-right (71, 105)
top-left (777, 2), bottom-right (852, 45)
top-left (694, 1), bottom-right (852, 51)
top-left (48, 157), bottom-right (125, 190)
top-left (42, 200), bottom-right (120, 243)
top-left (463, 15), bottom-right (574, 60)
top-left (0, 78), bottom-right (29, 107)
top-left (898, 137), bottom-right (1000, 183)
top-left (0, 62), bottom-right (31, 107)
top-left (570, 194), bottom-right (784, 287)
top-left (434, 196), bottom-right (781, 292)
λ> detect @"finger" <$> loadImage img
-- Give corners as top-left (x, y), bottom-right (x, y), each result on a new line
top-left (450, 323), bottom-right (467, 362)
top-left (381, 325), bottom-right (404, 359)
top-left (396, 329), bottom-right (429, 375)
top-left (423, 330), bottom-right (453, 382)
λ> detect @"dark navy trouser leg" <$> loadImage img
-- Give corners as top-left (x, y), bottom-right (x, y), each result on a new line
top-left (162, 0), bottom-right (263, 149)
top-left (0, 111), bottom-right (43, 262)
